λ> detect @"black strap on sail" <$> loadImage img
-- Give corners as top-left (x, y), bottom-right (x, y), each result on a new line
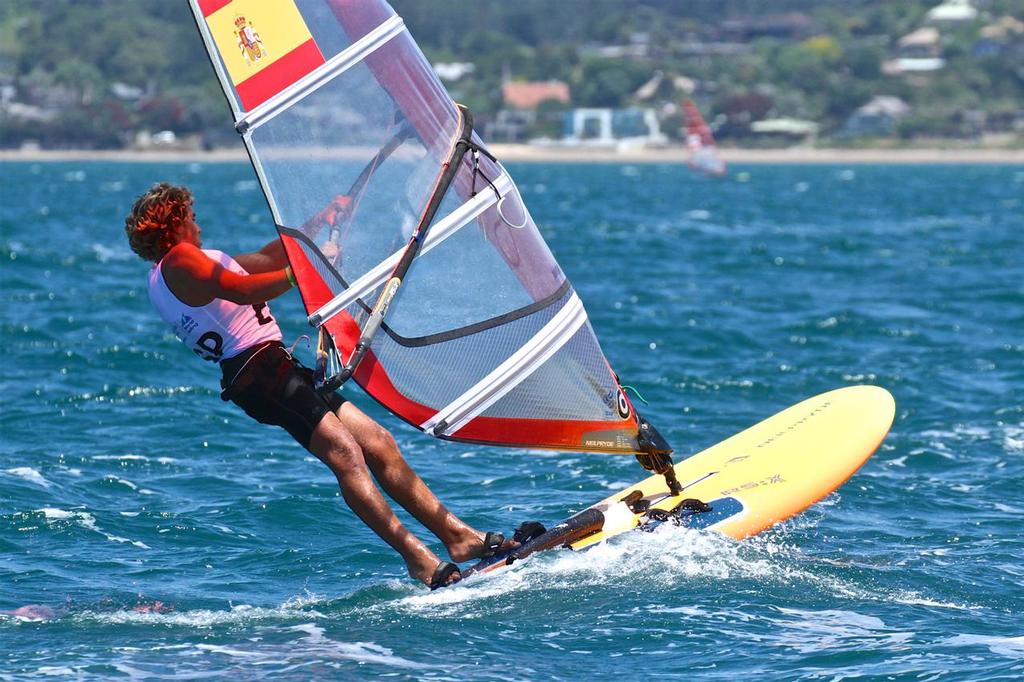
top-left (315, 105), bottom-right (476, 392)
top-left (467, 140), bottom-right (500, 200)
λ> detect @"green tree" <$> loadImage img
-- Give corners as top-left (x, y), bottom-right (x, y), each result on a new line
top-left (772, 42), bottom-right (833, 94)
top-left (53, 59), bottom-right (103, 104)
top-left (573, 58), bottom-right (651, 107)
top-left (844, 44), bottom-right (884, 80)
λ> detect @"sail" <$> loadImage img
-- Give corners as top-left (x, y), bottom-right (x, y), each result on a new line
top-left (682, 99), bottom-right (726, 177)
top-left (188, 0), bottom-right (669, 455)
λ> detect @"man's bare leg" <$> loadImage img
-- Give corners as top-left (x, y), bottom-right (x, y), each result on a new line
top-left (307, 411), bottom-right (454, 586)
top-left (334, 402), bottom-right (516, 562)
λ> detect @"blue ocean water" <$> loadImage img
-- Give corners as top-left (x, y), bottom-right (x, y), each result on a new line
top-left (1, 160), bottom-right (1022, 679)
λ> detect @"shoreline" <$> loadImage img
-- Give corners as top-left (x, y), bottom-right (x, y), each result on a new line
top-left (1, 145), bottom-right (1022, 165)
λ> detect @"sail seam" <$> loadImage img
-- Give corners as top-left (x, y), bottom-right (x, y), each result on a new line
top-left (381, 280), bottom-right (570, 348)
top-left (308, 172), bottom-right (514, 327)
top-left (421, 294), bottom-right (588, 436)
top-left (238, 15), bottom-right (405, 132)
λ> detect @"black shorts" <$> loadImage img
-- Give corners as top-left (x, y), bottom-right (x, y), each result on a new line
top-left (220, 341), bottom-right (346, 449)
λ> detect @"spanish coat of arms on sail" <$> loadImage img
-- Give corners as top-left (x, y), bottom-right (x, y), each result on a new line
top-left (235, 14), bottom-right (266, 65)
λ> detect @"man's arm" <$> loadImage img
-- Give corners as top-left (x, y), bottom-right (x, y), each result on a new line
top-left (233, 238), bottom-right (288, 274)
top-left (297, 195), bottom-right (353, 241)
top-left (234, 194), bottom-right (351, 272)
top-left (162, 242), bottom-right (292, 307)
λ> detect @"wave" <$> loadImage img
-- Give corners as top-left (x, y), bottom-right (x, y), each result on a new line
top-left (383, 522), bottom-right (975, 617)
top-left (32, 507), bottom-right (150, 549)
top-left (3, 467), bottom-right (50, 488)
top-left (942, 634), bottom-right (1024, 659)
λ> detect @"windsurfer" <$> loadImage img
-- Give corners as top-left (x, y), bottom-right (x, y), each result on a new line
top-left (124, 182), bottom-right (515, 589)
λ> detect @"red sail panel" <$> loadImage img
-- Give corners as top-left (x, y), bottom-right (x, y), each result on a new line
top-left (234, 39), bottom-right (325, 110)
top-left (197, 0), bottom-right (232, 16)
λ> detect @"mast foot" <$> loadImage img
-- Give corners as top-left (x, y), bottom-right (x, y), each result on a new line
top-left (634, 413), bottom-right (681, 495)
top-left (635, 452), bottom-right (683, 496)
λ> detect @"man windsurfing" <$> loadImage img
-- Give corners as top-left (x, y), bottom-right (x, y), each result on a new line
top-left (124, 182), bottom-right (515, 589)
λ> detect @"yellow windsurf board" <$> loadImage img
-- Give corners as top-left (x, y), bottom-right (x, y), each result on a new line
top-left (464, 385), bottom-right (895, 578)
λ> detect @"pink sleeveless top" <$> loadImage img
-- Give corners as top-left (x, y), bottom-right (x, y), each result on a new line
top-left (147, 249), bottom-right (282, 363)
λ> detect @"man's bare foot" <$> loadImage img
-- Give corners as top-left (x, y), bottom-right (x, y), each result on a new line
top-left (407, 554), bottom-right (445, 587)
top-left (408, 558), bottom-right (461, 589)
top-left (446, 530), bottom-right (519, 563)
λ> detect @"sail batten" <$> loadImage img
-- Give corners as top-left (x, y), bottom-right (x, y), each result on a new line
top-left (422, 293), bottom-right (587, 436)
top-left (190, 0), bottom-right (660, 456)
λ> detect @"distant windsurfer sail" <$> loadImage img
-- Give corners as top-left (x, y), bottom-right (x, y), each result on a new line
top-left (188, 0), bottom-right (683, 492)
top-left (682, 99), bottom-right (726, 177)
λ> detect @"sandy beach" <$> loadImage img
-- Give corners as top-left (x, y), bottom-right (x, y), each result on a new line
top-left (495, 145), bottom-right (1024, 164)
top-left (1, 145), bottom-right (1022, 164)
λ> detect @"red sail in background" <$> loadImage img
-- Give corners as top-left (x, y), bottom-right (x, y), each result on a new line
top-left (682, 99), bottom-right (726, 177)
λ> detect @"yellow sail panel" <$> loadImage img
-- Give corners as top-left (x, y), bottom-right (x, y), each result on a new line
top-left (201, 0), bottom-right (324, 110)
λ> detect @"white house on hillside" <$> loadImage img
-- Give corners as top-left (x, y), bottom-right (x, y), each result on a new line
top-left (926, 0), bottom-right (978, 23)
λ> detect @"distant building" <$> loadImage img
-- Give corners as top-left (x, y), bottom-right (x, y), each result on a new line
top-left (721, 13), bottom-right (816, 41)
top-left (898, 27), bottom-right (941, 58)
top-left (501, 81), bottom-right (570, 110)
top-left (1, 101), bottom-right (56, 123)
top-left (974, 16), bottom-right (1024, 58)
top-left (980, 16), bottom-right (1024, 40)
top-left (557, 107), bottom-right (667, 147)
top-left (580, 32), bottom-right (652, 60)
top-left (883, 57), bottom-right (946, 74)
top-left (580, 44), bottom-right (649, 59)
top-left (750, 118), bottom-right (819, 142)
top-left (671, 41), bottom-right (750, 58)
top-left (926, 0), bottom-right (978, 24)
top-left (133, 129), bottom-right (202, 151)
top-left (110, 82), bottom-right (144, 101)
top-left (433, 62), bottom-right (475, 82)
top-left (841, 96), bottom-right (911, 137)
top-left (883, 27), bottom-right (946, 74)
top-left (490, 81), bottom-right (571, 142)
top-left (632, 71), bottom-right (697, 102)
top-left (485, 109), bottom-right (535, 143)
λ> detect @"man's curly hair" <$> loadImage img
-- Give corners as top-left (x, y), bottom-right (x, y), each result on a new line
top-left (124, 183), bottom-right (195, 261)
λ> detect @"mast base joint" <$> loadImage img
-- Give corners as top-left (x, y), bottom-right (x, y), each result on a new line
top-left (635, 414), bottom-right (681, 495)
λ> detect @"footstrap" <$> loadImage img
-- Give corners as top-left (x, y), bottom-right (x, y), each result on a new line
top-left (428, 561), bottom-right (462, 590)
top-left (479, 531), bottom-right (506, 560)
top-left (512, 521), bottom-right (547, 544)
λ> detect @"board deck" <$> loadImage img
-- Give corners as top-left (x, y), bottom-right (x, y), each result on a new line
top-left (463, 385), bottom-right (895, 578)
